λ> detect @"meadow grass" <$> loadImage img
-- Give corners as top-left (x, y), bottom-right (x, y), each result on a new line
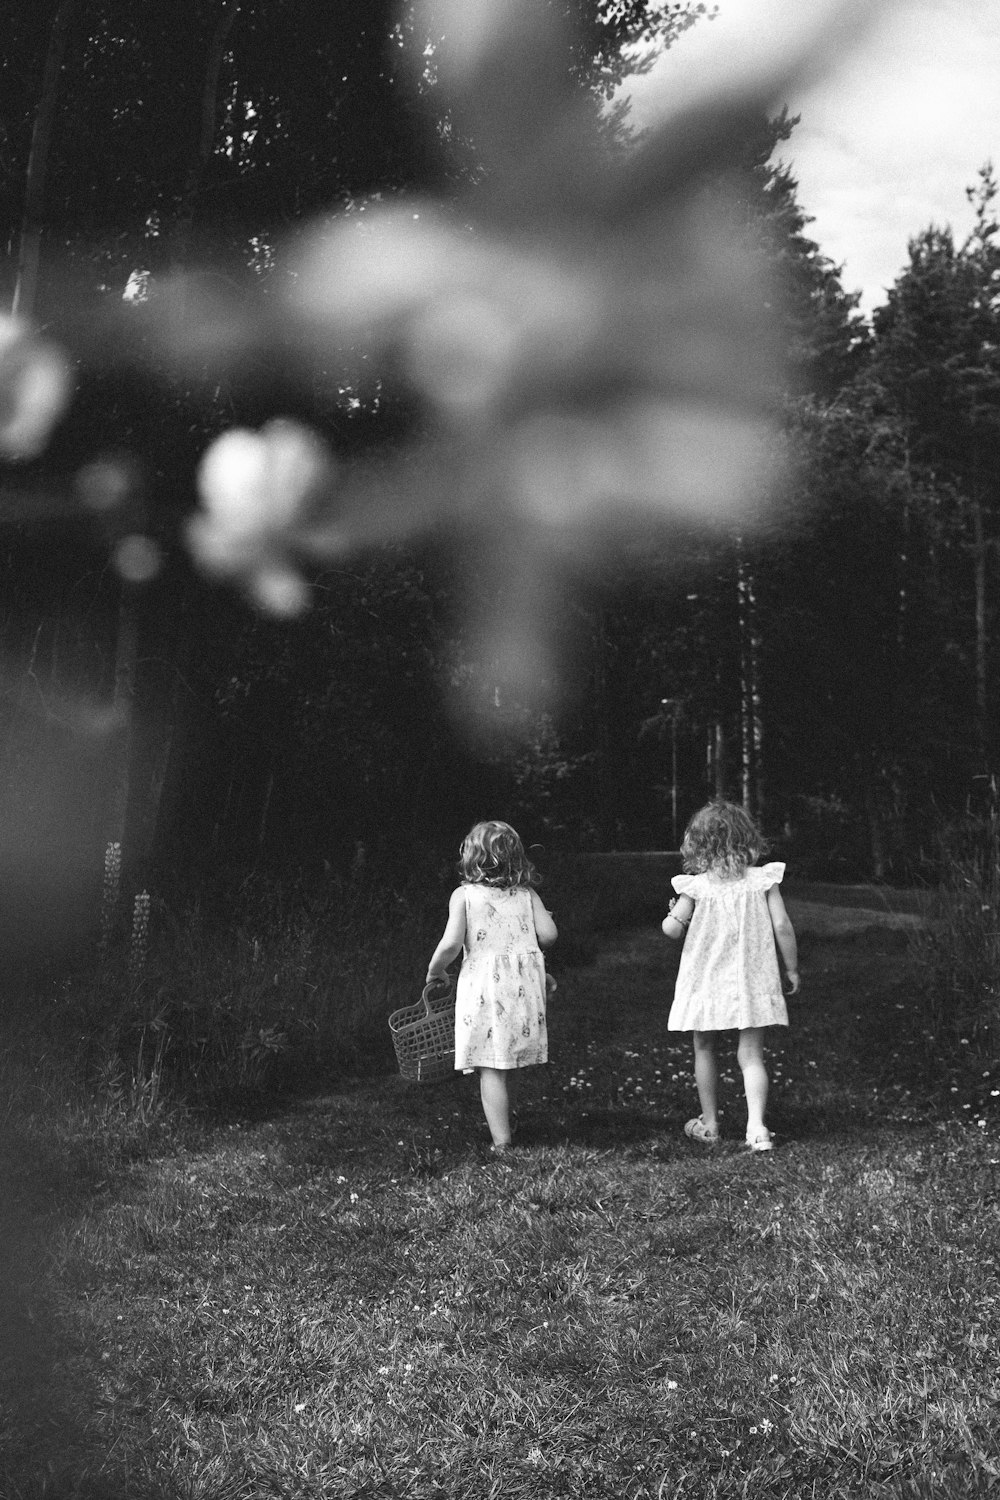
top-left (2, 916), bottom-right (1000, 1498)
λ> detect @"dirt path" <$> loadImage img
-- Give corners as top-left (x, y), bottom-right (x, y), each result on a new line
top-left (584, 889), bottom-right (925, 980)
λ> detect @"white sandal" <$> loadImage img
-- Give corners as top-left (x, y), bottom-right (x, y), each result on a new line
top-left (745, 1127), bottom-right (773, 1153)
top-left (684, 1116), bottom-right (720, 1146)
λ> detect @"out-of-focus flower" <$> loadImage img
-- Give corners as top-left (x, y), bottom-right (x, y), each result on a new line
top-left (114, 534), bottom-right (163, 585)
top-left (188, 418), bottom-right (338, 614)
top-left (0, 315), bottom-right (72, 459)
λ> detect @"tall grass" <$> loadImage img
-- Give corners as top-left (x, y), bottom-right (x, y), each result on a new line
top-left (907, 811), bottom-right (1000, 1068)
top-left (2, 866), bottom-right (448, 1133)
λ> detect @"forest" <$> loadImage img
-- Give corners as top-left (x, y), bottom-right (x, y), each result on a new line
top-left (0, 0), bottom-right (998, 971)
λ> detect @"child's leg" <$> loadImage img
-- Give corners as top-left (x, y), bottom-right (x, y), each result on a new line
top-left (692, 1031), bottom-right (719, 1129)
top-left (479, 1067), bottom-right (513, 1148)
top-left (737, 1027), bottom-right (768, 1135)
top-left (506, 1067), bottom-right (520, 1129)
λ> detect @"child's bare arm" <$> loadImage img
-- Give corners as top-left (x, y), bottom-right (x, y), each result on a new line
top-left (531, 889), bottom-right (557, 947)
top-left (662, 894), bottom-right (695, 940)
top-left (766, 885), bottom-right (800, 993)
top-left (426, 889), bottom-right (466, 981)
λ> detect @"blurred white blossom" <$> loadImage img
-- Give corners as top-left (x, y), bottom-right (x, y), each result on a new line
top-left (188, 419), bottom-right (338, 614)
top-left (0, 316), bottom-right (71, 459)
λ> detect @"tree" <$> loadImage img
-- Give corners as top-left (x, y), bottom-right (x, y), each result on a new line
top-left (604, 114), bottom-right (871, 834)
top-left (870, 166), bottom-right (1000, 770)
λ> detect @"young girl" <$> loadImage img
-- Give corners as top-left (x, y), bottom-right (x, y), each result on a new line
top-left (662, 800), bottom-right (800, 1152)
top-left (425, 820), bottom-right (557, 1155)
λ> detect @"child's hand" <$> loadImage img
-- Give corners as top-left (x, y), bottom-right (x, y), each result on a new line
top-left (785, 970), bottom-right (801, 995)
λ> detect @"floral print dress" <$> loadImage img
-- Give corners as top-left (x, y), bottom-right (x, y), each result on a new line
top-left (667, 862), bottom-right (789, 1032)
top-left (455, 884), bottom-right (548, 1070)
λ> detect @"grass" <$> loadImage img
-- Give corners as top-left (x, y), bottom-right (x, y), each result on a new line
top-left (2, 911), bottom-right (1000, 1498)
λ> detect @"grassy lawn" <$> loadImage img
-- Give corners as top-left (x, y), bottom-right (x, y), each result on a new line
top-left (3, 913), bottom-right (1000, 1498)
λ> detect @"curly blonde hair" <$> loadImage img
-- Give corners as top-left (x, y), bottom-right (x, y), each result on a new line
top-left (681, 800), bottom-right (769, 877)
top-left (458, 820), bottom-right (539, 888)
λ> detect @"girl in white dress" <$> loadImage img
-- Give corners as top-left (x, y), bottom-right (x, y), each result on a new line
top-left (425, 821), bottom-right (557, 1155)
top-left (662, 801), bottom-right (800, 1152)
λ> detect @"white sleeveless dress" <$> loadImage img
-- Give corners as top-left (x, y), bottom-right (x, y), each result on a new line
top-left (455, 883), bottom-right (548, 1070)
top-left (667, 862), bottom-right (789, 1032)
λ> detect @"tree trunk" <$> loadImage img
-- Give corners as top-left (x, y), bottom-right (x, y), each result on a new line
top-left (105, 586), bottom-right (139, 859)
top-left (736, 549), bottom-right (764, 819)
top-left (257, 766), bottom-right (275, 854)
top-left (970, 496), bottom-right (989, 770)
top-left (169, 0), bottom-right (241, 268)
top-left (12, 0), bottom-right (80, 318)
top-left (897, 450), bottom-right (911, 654)
top-left (863, 770), bottom-right (887, 882)
top-left (709, 720), bottom-right (727, 800)
top-left (593, 607), bottom-right (614, 849)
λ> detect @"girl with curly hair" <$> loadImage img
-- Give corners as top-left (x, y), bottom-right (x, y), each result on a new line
top-left (426, 821), bottom-right (557, 1155)
top-left (662, 801), bottom-right (800, 1152)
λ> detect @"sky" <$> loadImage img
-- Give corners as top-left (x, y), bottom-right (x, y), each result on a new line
top-left (617, 0), bottom-right (1000, 315)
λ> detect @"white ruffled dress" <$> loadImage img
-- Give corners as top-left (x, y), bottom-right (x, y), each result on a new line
top-left (667, 861), bottom-right (789, 1032)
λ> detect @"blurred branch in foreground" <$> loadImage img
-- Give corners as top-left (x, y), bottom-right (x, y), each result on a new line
top-left (2, 0), bottom-right (881, 732)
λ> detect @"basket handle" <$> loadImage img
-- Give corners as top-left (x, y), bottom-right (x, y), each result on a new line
top-left (421, 975), bottom-right (454, 1012)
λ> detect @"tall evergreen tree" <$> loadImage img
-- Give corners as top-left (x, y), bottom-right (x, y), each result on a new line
top-left (869, 166), bottom-right (1000, 770)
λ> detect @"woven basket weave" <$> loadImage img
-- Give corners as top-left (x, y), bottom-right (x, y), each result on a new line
top-left (388, 975), bottom-right (456, 1084)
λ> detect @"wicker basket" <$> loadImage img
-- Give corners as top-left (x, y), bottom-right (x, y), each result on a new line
top-left (388, 975), bottom-right (456, 1084)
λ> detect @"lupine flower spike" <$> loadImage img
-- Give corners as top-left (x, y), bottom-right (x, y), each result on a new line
top-left (129, 891), bottom-right (151, 982)
top-left (101, 841), bottom-right (123, 951)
